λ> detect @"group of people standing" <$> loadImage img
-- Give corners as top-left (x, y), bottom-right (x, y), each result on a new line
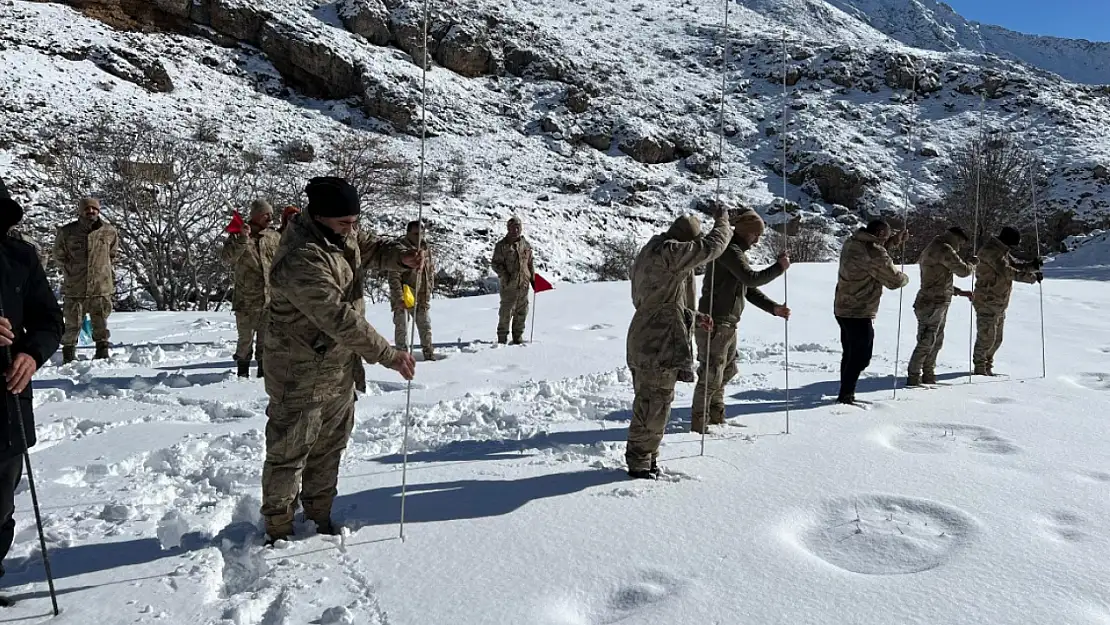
top-left (0, 170), bottom-right (1046, 552)
top-left (622, 208), bottom-right (1043, 479)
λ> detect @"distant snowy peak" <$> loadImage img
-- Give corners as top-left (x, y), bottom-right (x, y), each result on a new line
top-left (736, 0), bottom-right (1110, 84)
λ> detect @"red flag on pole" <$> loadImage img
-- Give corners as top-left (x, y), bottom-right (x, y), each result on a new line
top-left (532, 273), bottom-right (554, 293)
top-left (225, 212), bottom-right (245, 234)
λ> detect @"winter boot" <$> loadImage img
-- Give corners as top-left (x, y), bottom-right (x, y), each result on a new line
top-left (264, 520), bottom-right (293, 546)
top-left (62, 345), bottom-right (76, 364)
top-left (422, 349), bottom-right (437, 362)
top-left (256, 363), bottom-right (265, 379)
top-left (836, 394), bottom-right (856, 405)
top-left (650, 459), bottom-right (661, 478)
top-left (627, 468), bottom-right (658, 480)
top-left (973, 365), bottom-right (990, 376)
top-left (311, 518), bottom-right (340, 536)
top-left (93, 341), bottom-right (110, 360)
top-left (690, 419), bottom-right (707, 434)
top-left (237, 360), bottom-right (250, 378)
top-left (511, 336), bottom-right (525, 346)
top-left (922, 372), bottom-right (937, 385)
top-left (497, 335), bottom-right (508, 345)
top-left (906, 374), bottom-right (923, 387)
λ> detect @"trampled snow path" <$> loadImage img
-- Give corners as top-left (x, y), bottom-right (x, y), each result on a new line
top-left (2, 264), bottom-right (1110, 624)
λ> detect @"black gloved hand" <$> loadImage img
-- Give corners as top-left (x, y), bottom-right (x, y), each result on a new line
top-left (1034, 271), bottom-right (1044, 283)
top-left (1031, 257), bottom-right (1044, 270)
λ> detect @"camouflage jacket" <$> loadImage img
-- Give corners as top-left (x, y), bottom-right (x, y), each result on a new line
top-left (7, 227), bottom-right (47, 269)
top-left (697, 237), bottom-right (783, 326)
top-left (973, 236), bottom-right (1038, 310)
top-left (388, 236), bottom-right (434, 307)
top-left (626, 216), bottom-right (731, 371)
top-left (52, 217), bottom-right (119, 298)
top-left (833, 229), bottom-right (909, 319)
top-left (914, 232), bottom-right (974, 308)
top-left (263, 214), bottom-right (406, 403)
top-left (220, 227), bottom-right (281, 311)
top-left (491, 236), bottom-right (534, 292)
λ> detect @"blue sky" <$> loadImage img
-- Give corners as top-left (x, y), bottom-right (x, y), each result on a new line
top-left (944, 0), bottom-right (1110, 42)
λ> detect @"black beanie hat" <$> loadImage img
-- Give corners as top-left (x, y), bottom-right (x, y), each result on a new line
top-left (0, 178), bottom-right (24, 232)
top-left (998, 226), bottom-right (1021, 247)
top-left (305, 177), bottom-right (360, 218)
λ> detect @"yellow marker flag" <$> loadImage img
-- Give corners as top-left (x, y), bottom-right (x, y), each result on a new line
top-left (402, 284), bottom-right (416, 309)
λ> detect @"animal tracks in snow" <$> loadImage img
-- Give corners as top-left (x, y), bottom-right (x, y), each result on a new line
top-left (1062, 372), bottom-right (1110, 391)
top-left (790, 494), bottom-right (979, 575)
top-left (874, 422), bottom-right (1021, 455)
top-left (542, 570), bottom-right (686, 625)
top-left (1038, 510), bottom-right (1090, 544)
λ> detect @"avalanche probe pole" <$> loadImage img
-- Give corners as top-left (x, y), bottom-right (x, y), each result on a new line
top-left (781, 29), bottom-right (791, 434)
top-left (0, 297), bottom-right (59, 616)
top-left (892, 69), bottom-right (919, 399)
top-left (399, 0), bottom-right (432, 541)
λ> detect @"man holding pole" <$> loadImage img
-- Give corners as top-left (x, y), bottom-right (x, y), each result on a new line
top-left (906, 226), bottom-right (976, 386)
top-left (0, 180), bottom-right (63, 609)
top-left (972, 226), bottom-right (1042, 376)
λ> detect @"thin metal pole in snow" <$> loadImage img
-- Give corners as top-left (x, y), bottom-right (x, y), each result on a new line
top-left (781, 30), bottom-right (791, 434)
top-left (529, 289), bottom-right (537, 344)
top-left (969, 94), bottom-right (985, 384)
top-left (1030, 153), bottom-right (1046, 378)
top-left (892, 69), bottom-right (919, 399)
top-left (700, 0), bottom-right (730, 457)
top-left (399, 0), bottom-right (431, 542)
top-left (0, 298), bottom-right (60, 616)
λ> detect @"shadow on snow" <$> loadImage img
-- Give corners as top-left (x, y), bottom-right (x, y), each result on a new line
top-left (2, 470), bottom-right (622, 586)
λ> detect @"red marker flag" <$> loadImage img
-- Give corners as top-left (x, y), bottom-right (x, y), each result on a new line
top-left (225, 212), bottom-right (245, 234)
top-left (533, 273), bottom-right (554, 293)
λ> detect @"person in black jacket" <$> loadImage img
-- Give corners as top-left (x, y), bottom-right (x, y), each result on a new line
top-left (0, 179), bottom-right (63, 600)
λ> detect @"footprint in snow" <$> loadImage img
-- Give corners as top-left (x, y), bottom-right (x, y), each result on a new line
top-left (790, 494), bottom-right (980, 575)
top-left (1062, 373), bottom-right (1110, 391)
top-left (875, 422), bottom-right (1020, 456)
top-left (1039, 510), bottom-right (1090, 543)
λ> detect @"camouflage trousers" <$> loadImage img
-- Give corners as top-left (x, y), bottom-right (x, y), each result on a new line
top-left (907, 303), bottom-right (949, 377)
top-left (973, 306), bottom-right (1007, 370)
top-left (497, 286), bottom-right (529, 341)
top-left (234, 308), bottom-right (267, 363)
top-left (61, 296), bottom-right (111, 346)
top-left (691, 323), bottom-right (738, 432)
top-left (625, 367), bottom-right (678, 472)
top-left (393, 305), bottom-right (432, 353)
top-left (260, 377), bottom-right (356, 538)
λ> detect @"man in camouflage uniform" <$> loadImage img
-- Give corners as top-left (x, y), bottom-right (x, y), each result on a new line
top-left (691, 209), bottom-right (790, 433)
top-left (220, 199), bottom-right (281, 379)
top-left (906, 226), bottom-right (976, 386)
top-left (52, 198), bottom-right (119, 363)
top-left (389, 220), bottom-right (437, 360)
top-left (260, 177), bottom-right (420, 543)
top-left (625, 207), bottom-right (731, 479)
top-left (491, 217), bottom-right (534, 345)
top-left (833, 220), bottom-right (909, 404)
top-left (972, 226), bottom-right (1041, 376)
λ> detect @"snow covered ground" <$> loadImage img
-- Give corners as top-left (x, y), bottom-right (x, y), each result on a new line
top-left (3, 262), bottom-right (1110, 624)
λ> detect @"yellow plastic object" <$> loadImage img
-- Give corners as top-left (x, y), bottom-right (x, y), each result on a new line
top-left (402, 284), bottom-right (415, 309)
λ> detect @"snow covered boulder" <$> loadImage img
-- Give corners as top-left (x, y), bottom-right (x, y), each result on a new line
top-left (789, 159), bottom-right (874, 211)
top-left (361, 74), bottom-right (421, 134)
top-left (208, 0), bottom-right (270, 43)
top-left (338, 0), bottom-right (393, 46)
top-left (436, 24), bottom-right (497, 77)
top-left (616, 121), bottom-right (676, 165)
top-left (258, 22), bottom-right (362, 99)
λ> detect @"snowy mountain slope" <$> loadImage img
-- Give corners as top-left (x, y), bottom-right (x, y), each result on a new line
top-left (2, 265), bottom-right (1110, 623)
top-left (818, 0), bottom-right (1110, 84)
top-left (1, 0), bottom-right (1110, 292)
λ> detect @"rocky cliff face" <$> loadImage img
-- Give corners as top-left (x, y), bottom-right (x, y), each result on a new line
top-left (2, 0), bottom-right (1109, 286)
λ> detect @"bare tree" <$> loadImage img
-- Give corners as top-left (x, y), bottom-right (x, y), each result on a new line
top-left (592, 234), bottom-right (641, 281)
top-left (447, 151), bottom-right (473, 197)
top-left (763, 225), bottom-right (837, 262)
top-left (46, 114), bottom-right (266, 310)
top-left (323, 134), bottom-right (415, 214)
top-left (935, 133), bottom-right (1038, 252)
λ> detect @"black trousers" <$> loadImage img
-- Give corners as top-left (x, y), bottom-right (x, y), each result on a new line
top-left (0, 455), bottom-right (24, 577)
top-left (837, 316), bottom-right (874, 400)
